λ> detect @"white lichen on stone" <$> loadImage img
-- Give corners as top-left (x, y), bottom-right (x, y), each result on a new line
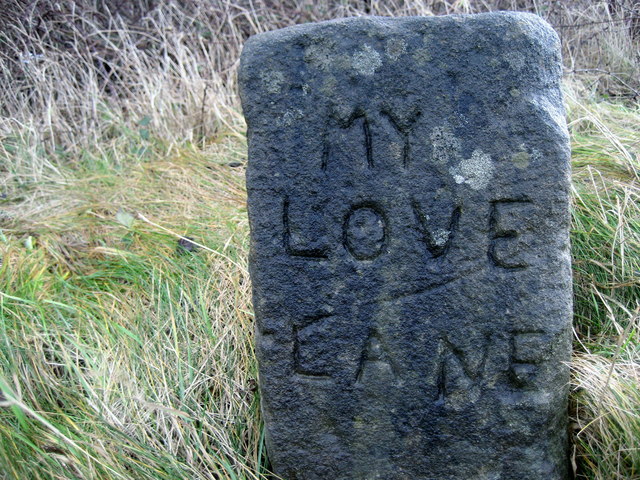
top-left (260, 70), bottom-right (285, 94)
top-left (431, 126), bottom-right (461, 164)
top-left (513, 144), bottom-right (542, 169)
top-left (432, 229), bottom-right (450, 247)
top-left (412, 33), bottom-right (434, 65)
top-left (352, 45), bottom-right (382, 76)
top-left (321, 75), bottom-right (338, 97)
top-left (385, 38), bottom-right (407, 61)
top-left (531, 148), bottom-right (542, 163)
top-left (449, 149), bottom-right (494, 190)
top-left (304, 44), bottom-right (334, 70)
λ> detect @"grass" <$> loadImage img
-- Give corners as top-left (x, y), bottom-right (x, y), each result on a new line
top-left (566, 82), bottom-right (640, 343)
top-left (572, 347), bottom-right (640, 479)
top-left (0, 1), bottom-right (639, 479)
top-left (565, 83), bottom-right (640, 478)
top-left (0, 137), bottom-right (262, 479)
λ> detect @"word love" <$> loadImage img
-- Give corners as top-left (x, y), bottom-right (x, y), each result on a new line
top-left (284, 195), bottom-right (533, 269)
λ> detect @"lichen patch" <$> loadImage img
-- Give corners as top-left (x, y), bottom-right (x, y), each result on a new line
top-left (352, 45), bottom-right (382, 76)
top-left (412, 48), bottom-right (432, 66)
top-left (260, 70), bottom-right (285, 94)
top-left (432, 229), bottom-right (451, 247)
top-left (449, 149), bottom-right (494, 190)
top-left (278, 109), bottom-right (304, 127)
top-left (304, 44), bottom-right (333, 70)
top-left (385, 38), bottom-right (407, 61)
top-left (512, 150), bottom-right (530, 169)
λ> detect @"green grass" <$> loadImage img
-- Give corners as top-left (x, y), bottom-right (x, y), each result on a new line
top-left (0, 136), bottom-right (264, 479)
top-left (564, 83), bottom-right (640, 479)
top-left (567, 84), bottom-right (640, 344)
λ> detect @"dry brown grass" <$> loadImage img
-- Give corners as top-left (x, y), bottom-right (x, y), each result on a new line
top-left (1, 1), bottom-right (638, 160)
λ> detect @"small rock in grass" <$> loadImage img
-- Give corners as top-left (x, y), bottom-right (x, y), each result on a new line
top-left (177, 237), bottom-right (199, 253)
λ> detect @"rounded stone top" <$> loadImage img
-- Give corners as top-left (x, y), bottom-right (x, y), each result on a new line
top-left (241, 12), bottom-right (560, 57)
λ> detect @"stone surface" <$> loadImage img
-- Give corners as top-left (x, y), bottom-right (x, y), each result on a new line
top-left (240, 12), bottom-right (572, 480)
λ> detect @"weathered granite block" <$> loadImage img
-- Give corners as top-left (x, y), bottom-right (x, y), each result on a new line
top-left (240, 12), bottom-right (572, 480)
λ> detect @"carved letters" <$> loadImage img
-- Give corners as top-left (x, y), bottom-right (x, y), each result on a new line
top-left (293, 320), bottom-right (554, 396)
top-left (343, 203), bottom-right (388, 260)
top-left (355, 328), bottom-right (397, 384)
top-left (283, 195), bottom-right (329, 260)
top-left (283, 195), bottom-right (533, 264)
top-left (489, 199), bottom-right (534, 269)
top-left (283, 108), bottom-right (544, 400)
top-left (412, 200), bottom-right (460, 258)
top-left (284, 108), bottom-right (537, 264)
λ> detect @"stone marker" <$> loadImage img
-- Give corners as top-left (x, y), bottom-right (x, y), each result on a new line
top-left (240, 12), bottom-right (571, 480)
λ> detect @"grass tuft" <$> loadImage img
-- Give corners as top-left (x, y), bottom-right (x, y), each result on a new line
top-left (572, 339), bottom-right (640, 479)
top-left (566, 82), bottom-right (640, 343)
top-left (0, 137), bottom-right (263, 479)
